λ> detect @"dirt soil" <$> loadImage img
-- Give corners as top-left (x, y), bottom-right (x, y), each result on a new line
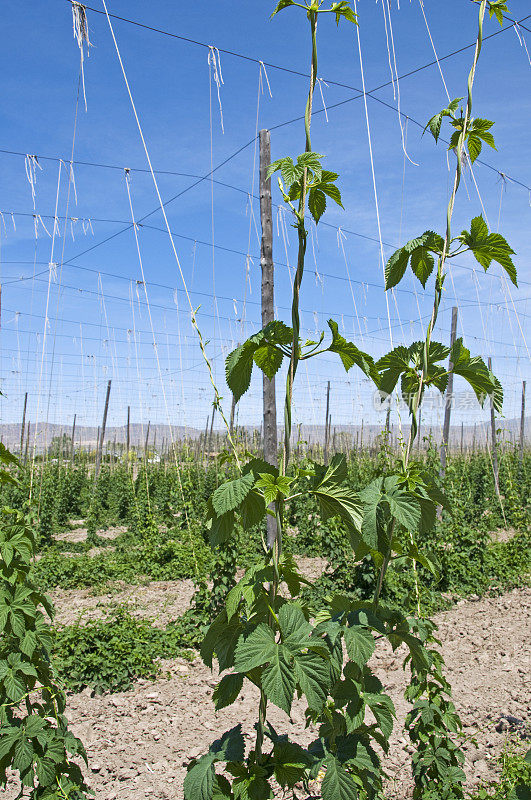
top-left (14, 583), bottom-right (522, 799)
top-left (3, 535), bottom-right (529, 799)
top-left (49, 557), bottom-right (329, 628)
top-left (55, 525), bottom-right (127, 544)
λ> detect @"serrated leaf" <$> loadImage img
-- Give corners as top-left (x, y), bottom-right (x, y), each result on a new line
top-left (225, 339), bottom-right (259, 403)
top-left (459, 215), bottom-right (517, 286)
top-left (309, 189), bottom-right (326, 224)
top-left (201, 612), bottom-right (241, 670)
top-left (410, 247), bottom-right (435, 288)
top-left (376, 345), bottom-right (410, 396)
top-left (24, 716), bottom-right (47, 738)
top-left (314, 483), bottom-right (363, 532)
top-left (314, 452), bottom-right (348, 487)
top-left (0, 728), bottom-right (18, 761)
top-left (273, 740), bottom-right (312, 788)
top-left (344, 625), bottom-right (375, 667)
top-left (322, 754), bottom-right (358, 800)
top-left (4, 670), bottom-right (26, 701)
top-left (253, 344), bottom-right (284, 381)
top-left (367, 696), bottom-right (395, 739)
top-left (212, 725), bottom-right (245, 762)
top-left (212, 774), bottom-right (233, 800)
top-left (0, 443), bottom-right (19, 467)
top-left (234, 624), bottom-right (276, 672)
top-left (320, 170), bottom-right (339, 183)
top-left (184, 753), bottom-right (216, 800)
top-left (297, 151), bottom-right (324, 176)
top-left (213, 673), bottom-right (244, 711)
top-left (271, 0), bottom-right (295, 17)
top-left (385, 246), bottom-right (409, 291)
top-left (279, 553), bottom-right (311, 597)
top-left (294, 652), bottom-right (330, 711)
top-left (231, 767), bottom-right (272, 800)
top-left (36, 756), bottom-right (57, 787)
top-left (209, 510), bottom-right (235, 546)
top-left (467, 134), bottom-right (482, 163)
top-left (331, 1), bottom-right (358, 25)
top-left (262, 645), bottom-right (295, 714)
top-left (405, 542), bottom-right (440, 579)
top-left (1, 541), bottom-right (14, 566)
top-left (243, 457), bottom-right (278, 479)
top-left (386, 484), bottom-right (421, 532)
top-left (424, 98), bottom-right (462, 142)
top-left (386, 231), bottom-right (443, 291)
top-left (255, 473), bottom-right (293, 506)
top-left (263, 319), bottom-right (293, 346)
top-left (14, 736), bottom-right (33, 770)
top-left (239, 491), bottom-right (266, 530)
top-left (279, 604), bottom-right (311, 651)
top-left (320, 182), bottom-right (343, 207)
top-left (327, 320), bottom-right (379, 383)
top-left (212, 473), bottom-right (255, 516)
top-left (450, 338), bottom-right (503, 411)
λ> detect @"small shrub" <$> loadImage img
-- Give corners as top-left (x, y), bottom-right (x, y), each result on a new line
top-left (467, 743), bottom-right (531, 800)
top-left (53, 607), bottom-right (194, 694)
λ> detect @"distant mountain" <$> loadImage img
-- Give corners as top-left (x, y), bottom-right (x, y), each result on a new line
top-left (0, 417), bottom-right (528, 454)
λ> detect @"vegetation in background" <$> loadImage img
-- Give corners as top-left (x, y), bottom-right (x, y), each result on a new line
top-left (467, 743), bottom-right (531, 800)
top-left (0, 446), bottom-right (90, 799)
top-left (53, 607), bottom-right (194, 695)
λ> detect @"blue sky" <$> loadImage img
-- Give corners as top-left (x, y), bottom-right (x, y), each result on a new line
top-left (0, 0), bottom-right (529, 438)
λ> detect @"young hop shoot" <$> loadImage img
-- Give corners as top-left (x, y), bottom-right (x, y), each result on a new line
top-left (184, 2), bottom-right (518, 800)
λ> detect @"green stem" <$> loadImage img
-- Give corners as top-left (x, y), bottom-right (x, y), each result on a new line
top-left (192, 311), bottom-right (241, 471)
top-left (376, 0), bottom-right (488, 608)
top-left (404, 0), bottom-right (486, 467)
top-left (256, 8), bottom-right (318, 764)
top-left (372, 519), bottom-right (394, 609)
top-left (282, 10), bottom-right (317, 475)
top-left (255, 499), bottom-right (283, 762)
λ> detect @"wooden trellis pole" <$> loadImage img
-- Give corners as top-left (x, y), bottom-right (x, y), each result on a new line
top-left (260, 129), bottom-right (278, 549)
top-left (324, 381), bottom-right (331, 463)
top-left (24, 422), bottom-right (30, 465)
top-left (207, 407), bottom-right (216, 456)
top-left (95, 380), bottom-right (111, 479)
top-left (71, 414), bottom-right (77, 464)
top-left (201, 415), bottom-right (210, 464)
top-left (488, 357), bottom-right (500, 496)
top-left (520, 381), bottom-right (526, 467)
top-left (144, 421), bottom-right (151, 461)
top-left (440, 306), bottom-right (458, 477)
top-left (229, 393), bottom-right (237, 437)
top-left (126, 405), bottom-right (130, 462)
top-left (20, 393), bottom-right (28, 456)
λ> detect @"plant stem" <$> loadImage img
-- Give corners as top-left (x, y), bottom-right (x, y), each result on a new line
top-left (375, 0), bottom-right (488, 608)
top-left (192, 311), bottom-right (241, 471)
top-left (255, 499), bottom-right (284, 762)
top-left (404, 0), bottom-right (487, 467)
top-left (282, 9), bottom-right (317, 476)
top-left (255, 8), bottom-right (318, 763)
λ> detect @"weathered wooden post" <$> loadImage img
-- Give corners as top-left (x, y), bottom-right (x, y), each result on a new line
top-left (95, 380), bottom-right (111, 479)
top-left (440, 306), bottom-right (458, 477)
top-left (260, 129), bottom-right (278, 549)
